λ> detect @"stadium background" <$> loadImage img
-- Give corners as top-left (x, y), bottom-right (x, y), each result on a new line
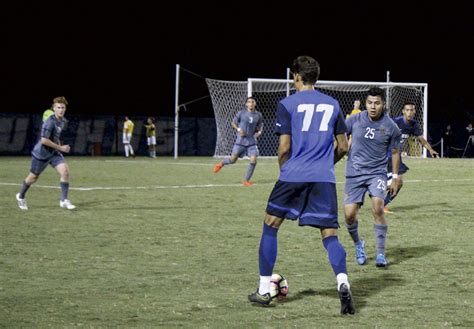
top-left (1, 2), bottom-right (473, 156)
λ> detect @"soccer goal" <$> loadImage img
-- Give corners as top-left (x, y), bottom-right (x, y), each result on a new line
top-left (207, 78), bottom-right (428, 158)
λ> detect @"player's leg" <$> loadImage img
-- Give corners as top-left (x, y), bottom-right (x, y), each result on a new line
top-left (243, 147), bottom-right (258, 185)
top-left (54, 157), bottom-right (76, 210)
top-left (151, 136), bottom-right (157, 158)
top-left (249, 181), bottom-right (305, 305)
top-left (343, 177), bottom-right (367, 265)
top-left (123, 133), bottom-right (130, 157)
top-left (367, 176), bottom-right (389, 267)
top-left (16, 157), bottom-right (48, 210)
top-left (303, 182), bottom-right (355, 314)
top-left (128, 134), bottom-right (135, 157)
top-left (214, 145), bottom-right (241, 173)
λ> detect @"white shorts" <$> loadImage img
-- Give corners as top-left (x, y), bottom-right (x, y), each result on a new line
top-left (123, 133), bottom-right (132, 144)
top-left (147, 136), bottom-right (156, 146)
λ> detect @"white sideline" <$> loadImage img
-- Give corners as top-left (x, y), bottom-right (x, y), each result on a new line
top-left (1, 178), bottom-right (473, 191)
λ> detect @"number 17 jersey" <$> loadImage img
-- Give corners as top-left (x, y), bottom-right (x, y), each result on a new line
top-left (275, 89), bottom-right (347, 183)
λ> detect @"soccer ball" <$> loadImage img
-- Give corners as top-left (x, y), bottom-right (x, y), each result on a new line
top-left (270, 273), bottom-right (289, 300)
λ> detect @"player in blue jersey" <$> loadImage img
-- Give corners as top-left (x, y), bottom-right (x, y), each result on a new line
top-left (248, 56), bottom-right (355, 315)
top-left (383, 102), bottom-right (439, 213)
top-left (213, 97), bottom-right (263, 186)
top-left (16, 96), bottom-right (76, 210)
top-left (343, 87), bottom-right (402, 267)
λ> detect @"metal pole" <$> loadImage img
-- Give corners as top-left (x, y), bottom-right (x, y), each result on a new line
top-left (441, 137), bottom-right (444, 158)
top-left (386, 70), bottom-right (391, 117)
top-left (423, 84), bottom-right (428, 158)
top-left (286, 67), bottom-right (291, 97)
top-left (174, 64), bottom-right (180, 159)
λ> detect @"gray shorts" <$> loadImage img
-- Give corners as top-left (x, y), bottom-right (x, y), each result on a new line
top-left (344, 174), bottom-right (387, 205)
top-left (231, 144), bottom-right (259, 158)
top-left (30, 153), bottom-right (65, 176)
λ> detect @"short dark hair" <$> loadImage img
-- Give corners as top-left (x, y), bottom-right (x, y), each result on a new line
top-left (403, 101), bottom-right (416, 108)
top-left (291, 56), bottom-right (320, 85)
top-left (367, 87), bottom-right (385, 101)
top-left (246, 96), bottom-right (256, 102)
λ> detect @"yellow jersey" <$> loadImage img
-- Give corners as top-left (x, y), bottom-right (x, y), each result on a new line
top-left (145, 123), bottom-right (156, 137)
top-left (124, 119), bottom-right (134, 134)
top-left (346, 108), bottom-right (362, 119)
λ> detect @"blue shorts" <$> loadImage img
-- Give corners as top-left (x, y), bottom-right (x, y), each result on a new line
top-left (30, 154), bottom-right (65, 176)
top-left (266, 180), bottom-right (339, 229)
top-left (231, 144), bottom-right (259, 158)
top-left (344, 174), bottom-right (387, 205)
top-left (387, 158), bottom-right (409, 175)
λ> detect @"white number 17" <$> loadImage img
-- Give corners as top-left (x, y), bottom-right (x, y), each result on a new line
top-left (297, 104), bottom-right (334, 132)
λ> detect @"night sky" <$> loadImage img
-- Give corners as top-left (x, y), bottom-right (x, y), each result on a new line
top-left (2, 2), bottom-right (473, 125)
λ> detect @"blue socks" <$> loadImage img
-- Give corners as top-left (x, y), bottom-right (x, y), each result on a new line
top-left (245, 162), bottom-right (256, 181)
top-left (258, 223), bottom-right (278, 276)
top-left (323, 236), bottom-right (347, 276)
top-left (60, 182), bottom-right (69, 201)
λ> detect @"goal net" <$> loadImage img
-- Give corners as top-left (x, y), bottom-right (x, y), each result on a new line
top-left (207, 78), bottom-right (428, 157)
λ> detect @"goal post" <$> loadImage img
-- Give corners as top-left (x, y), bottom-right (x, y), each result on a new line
top-left (207, 78), bottom-right (428, 158)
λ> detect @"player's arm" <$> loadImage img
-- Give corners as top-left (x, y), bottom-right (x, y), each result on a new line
top-left (278, 134), bottom-right (291, 168)
top-left (388, 148), bottom-right (401, 197)
top-left (417, 135), bottom-right (439, 158)
top-left (254, 114), bottom-right (263, 138)
top-left (231, 112), bottom-right (245, 136)
top-left (41, 137), bottom-right (70, 153)
top-left (334, 133), bottom-right (348, 164)
top-left (334, 108), bottom-right (349, 163)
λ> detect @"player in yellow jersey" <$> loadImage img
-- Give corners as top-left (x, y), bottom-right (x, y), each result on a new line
top-left (346, 99), bottom-right (362, 119)
top-left (123, 116), bottom-right (135, 158)
top-left (144, 117), bottom-right (157, 158)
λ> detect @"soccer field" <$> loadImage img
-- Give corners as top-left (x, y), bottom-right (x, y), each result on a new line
top-left (1, 156), bottom-right (473, 327)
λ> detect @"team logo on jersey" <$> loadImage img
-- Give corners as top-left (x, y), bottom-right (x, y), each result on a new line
top-left (379, 127), bottom-right (386, 135)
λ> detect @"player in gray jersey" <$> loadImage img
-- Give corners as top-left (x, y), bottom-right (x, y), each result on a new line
top-left (214, 97), bottom-right (263, 186)
top-left (343, 88), bottom-right (402, 267)
top-left (16, 96), bottom-right (76, 210)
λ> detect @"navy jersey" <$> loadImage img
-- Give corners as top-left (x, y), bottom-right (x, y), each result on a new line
top-left (275, 89), bottom-right (347, 183)
top-left (233, 109), bottom-right (263, 146)
top-left (32, 115), bottom-right (65, 160)
top-left (389, 116), bottom-right (422, 158)
top-left (345, 111), bottom-right (401, 177)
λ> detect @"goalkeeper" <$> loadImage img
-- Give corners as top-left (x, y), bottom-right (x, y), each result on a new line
top-left (213, 97), bottom-right (263, 186)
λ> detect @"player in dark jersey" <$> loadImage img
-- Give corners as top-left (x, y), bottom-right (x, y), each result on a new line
top-left (384, 102), bottom-right (439, 213)
top-left (248, 56), bottom-right (355, 315)
top-left (16, 96), bottom-right (76, 210)
top-left (343, 88), bottom-right (402, 267)
top-left (213, 97), bottom-right (263, 186)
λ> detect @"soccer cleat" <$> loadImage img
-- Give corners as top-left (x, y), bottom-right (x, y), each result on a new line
top-left (248, 289), bottom-right (272, 306)
top-left (354, 240), bottom-right (367, 265)
top-left (383, 206), bottom-right (393, 214)
top-left (375, 254), bottom-right (388, 267)
top-left (243, 181), bottom-right (253, 187)
top-left (213, 162), bottom-right (223, 173)
top-left (16, 193), bottom-right (28, 210)
top-left (60, 199), bottom-right (76, 210)
top-left (338, 283), bottom-right (356, 315)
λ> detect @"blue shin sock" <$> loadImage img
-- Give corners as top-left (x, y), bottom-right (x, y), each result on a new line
top-left (323, 236), bottom-right (347, 275)
top-left (258, 223), bottom-right (278, 276)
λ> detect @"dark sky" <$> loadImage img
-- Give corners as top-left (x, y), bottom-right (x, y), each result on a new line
top-left (2, 2), bottom-right (473, 124)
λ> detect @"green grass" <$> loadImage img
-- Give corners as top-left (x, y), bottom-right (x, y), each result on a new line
top-left (1, 156), bottom-right (473, 327)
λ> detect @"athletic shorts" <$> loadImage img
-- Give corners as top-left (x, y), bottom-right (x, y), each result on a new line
top-left (231, 144), bottom-right (259, 158)
top-left (387, 158), bottom-right (409, 178)
top-left (123, 133), bottom-right (132, 144)
top-left (30, 153), bottom-right (65, 176)
top-left (147, 136), bottom-right (156, 146)
top-left (266, 180), bottom-right (339, 229)
top-left (344, 174), bottom-right (387, 205)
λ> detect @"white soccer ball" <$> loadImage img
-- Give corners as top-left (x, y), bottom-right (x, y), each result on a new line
top-left (270, 273), bottom-right (289, 300)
